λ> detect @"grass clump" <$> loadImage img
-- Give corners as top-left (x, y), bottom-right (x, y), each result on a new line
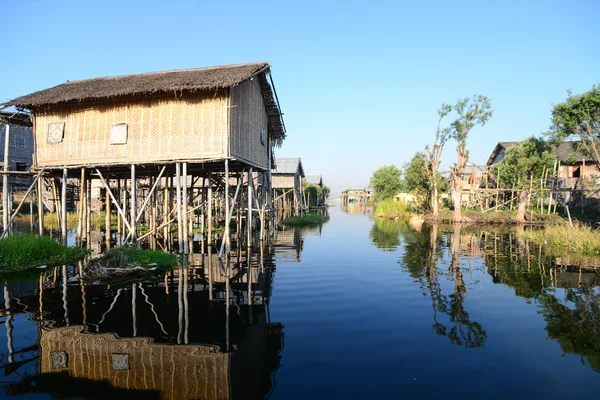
top-left (521, 224), bottom-right (600, 256)
top-left (374, 199), bottom-right (411, 219)
top-left (282, 214), bottom-right (329, 226)
top-left (0, 235), bottom-right (88, 272)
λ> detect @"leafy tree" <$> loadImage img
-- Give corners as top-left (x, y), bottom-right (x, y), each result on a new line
top-left (402, 152), bottom-right (430, 211)
top-left (548, 85), bottom-right (600, 165)
top-left (424, 104), bottom-right (452, 217)
top-left (490, 137), bottom-right (555, 222)
top-left (370, 165), bottom-right (402, 201)
top-left (302, 181), bottom-right (331, 207)
top-left (449, 95), bottom-right (493, 221)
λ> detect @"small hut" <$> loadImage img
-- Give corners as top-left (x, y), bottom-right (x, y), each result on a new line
top-left (272, 157), bottom-right (304, 213)
top-left (3, 62), bottom-right (286, 249)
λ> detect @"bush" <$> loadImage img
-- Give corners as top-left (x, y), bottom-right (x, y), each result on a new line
top-left (374, 199), bottom-right (411, 219)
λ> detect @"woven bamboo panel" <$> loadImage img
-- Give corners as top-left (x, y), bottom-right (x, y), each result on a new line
top-left (272, 175), bottom-right (295, 189)
top-left (229, 79), bottom-right (269, 168)
top-left (34, 92), bottom-right (228, 168)
top-left (40, 326), bottom-right (231, 400)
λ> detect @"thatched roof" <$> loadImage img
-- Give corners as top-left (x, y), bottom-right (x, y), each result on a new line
top-left (6, 62), bottom-right (269, 108)
top-left (488, 140), bottom-right (595, 166)
top-left (272, 157), bottom-right (304, 176)
top-left (4, 61), bottom-right (286, 141)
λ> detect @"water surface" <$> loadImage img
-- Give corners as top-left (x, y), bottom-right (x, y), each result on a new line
top-left (1, 206), bottom-right (600, 399)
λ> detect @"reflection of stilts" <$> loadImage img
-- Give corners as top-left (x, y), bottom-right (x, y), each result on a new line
top-left (4, 285), bottom-right (14, 364)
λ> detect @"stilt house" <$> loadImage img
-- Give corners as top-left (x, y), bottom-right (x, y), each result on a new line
top-left (3, 62), bottom-right (286, 248)
top-left (271, 157), bottom-right (304, 213)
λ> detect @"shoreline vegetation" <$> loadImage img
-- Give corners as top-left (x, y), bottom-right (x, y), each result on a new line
top-left (281, 214), bottom-right (329, 227)
top-left (0, 235), bottom-right (88, 272)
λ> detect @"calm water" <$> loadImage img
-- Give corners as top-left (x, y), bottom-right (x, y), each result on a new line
top-left (2, 206), bottom-right (600, 399)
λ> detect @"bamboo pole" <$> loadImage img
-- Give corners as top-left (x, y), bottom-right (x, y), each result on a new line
top-left (77, 168), bottom-right (85, 245)
top-left (2, 125), bottom-right (9, 232)
top-left (95, 169), bottom-right (133, 235)
top-left (131, 164), bottom-right (137, 245)
top-left (105, 183), bottom-right (111, 249)
top-left (61, 168), bottom-right (67, 244)
top-left (176, 163), bottom-right (183, 253)
top-left (208, 170), bottom-right (212, 249)
top-left (183, 162), bottom-right (189, 254)
top-left (37, 176), bottom-right (44, 235)
top-left (0, 169), bottom-right (45, 239)
top-left (247, 168), bottom-right (253, 248)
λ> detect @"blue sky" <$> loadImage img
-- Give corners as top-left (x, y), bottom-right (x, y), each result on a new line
top-left (2, 0), bottom-right (599, 195)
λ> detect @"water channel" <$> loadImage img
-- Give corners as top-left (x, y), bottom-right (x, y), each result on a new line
top-left (1, 205), bottom-right (600, 398)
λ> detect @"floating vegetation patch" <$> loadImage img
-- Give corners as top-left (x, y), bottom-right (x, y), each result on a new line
top-left (0, 235), bottom-right (88, 272)
top-left (83, 247), bottom-right (178, 282)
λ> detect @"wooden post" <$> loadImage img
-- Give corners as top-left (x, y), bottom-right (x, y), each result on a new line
top-left (116, 178), bottom-right (121, 245)
top-left (183, 162), bottom-right (189, 254)
top-left (163, 178), bottom-right (169, 248)
top-left (77, 168), bottom-right (85, 246)
top-left (208, 171), bottom-right (212, 249)
top-left (105, 183), bottom-right (111, 249)
top-left (176, 163), bottom-right (183, 253)
top-left (131, 164), bottom-right (137, 245)
top-left (2, 124), bottom-right (9, 233)
top-left (225, 159), bottom-right (230, 253)
top-left (37, 176), bottom-right (44, 235)
top-left (61, 168), bottom-right (68, 244)
top-left (86, 177), bottom-right (91, 249)
top-left (247, 167), bottom-right (253, 248)
top-left (29, 190), bottom-right (33, 232)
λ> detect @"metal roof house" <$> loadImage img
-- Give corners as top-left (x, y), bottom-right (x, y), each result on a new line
top-left (272, 157), bottom-right (304, 213)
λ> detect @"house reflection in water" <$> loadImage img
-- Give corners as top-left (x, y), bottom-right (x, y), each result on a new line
top-left (1, 247), bottom-right (284, 399)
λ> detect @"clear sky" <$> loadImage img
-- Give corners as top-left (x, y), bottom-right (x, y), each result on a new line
top-left (2, 0), bottom-right (599, 195)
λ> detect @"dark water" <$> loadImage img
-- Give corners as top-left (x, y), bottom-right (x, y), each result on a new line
top-left (2, 207), bottom-right (600, 399)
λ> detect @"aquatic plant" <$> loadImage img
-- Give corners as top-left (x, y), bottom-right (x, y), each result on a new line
top-left (521, 224), bottom-right (600, 256)
top-left (281, 214), bottom-right (329, 226)
top-left (0, 235), bottom-right (88, 271)
top-left (374, 198), bottom-right (411, 219)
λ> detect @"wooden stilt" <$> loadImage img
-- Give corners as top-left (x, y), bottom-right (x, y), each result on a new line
top-left (105, 182), bottom-right (111, 249)
top-left (61, 168), bottom-right (67, 245)
top-left (176, 163), bottom-right (183, 253)
top-left (37, 176), bottom-right (44, 236)
top-left (247, 167), bottom-right (253, 248)
top-left (86, 177), bottom-right (91, 249)
top-left (77, 168), bottom-right (85, 246)
top-left (131, 164), bottom-right (137, 245)
top-left (183, 162), bottom-right (189, 254)
top-left (208, 171), bottom-right (212, 249)
top-left (163, 179), bottom-right (169, 249)
top-left (2, 125), bottom-right (9, 233)
top-left (116, 178), bottom-right (121, 245)
top-left (225, 160), bottom-right (230, 253)
top-left (29, 190), bottom-right (34, 232)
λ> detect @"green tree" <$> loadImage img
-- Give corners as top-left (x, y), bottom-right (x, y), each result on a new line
top-left (490, 136), bottom-right (555, 222)
top-left (548, 85), bottom-right (600, 165)
top-left (370, 165), bottom-right (402, 201)
top-left (402, 152), bottom-right (430, 211)
top-left (449, 95), bottom-right (493, 221)
top-left (424, 104), bottom-right (452, 217)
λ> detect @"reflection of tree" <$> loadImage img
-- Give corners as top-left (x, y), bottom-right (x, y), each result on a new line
top-left (484, 233), bottom-right (600, 374)
top-left (400, 224), bottom-right (487, 348)
top-left (369, 219), bottom-right (406, 251)
top-left (539, 289), bottom-right (600, 372)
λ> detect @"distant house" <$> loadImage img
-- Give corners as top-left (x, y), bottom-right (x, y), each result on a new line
top-left (487, 141), bottom-right (599, 187)
top-left (0, 111), bottom-right (34, 188)
top-left (341, 187), bottom-right (372, 206)
top-left (272, 157), bottom-right (305, 212)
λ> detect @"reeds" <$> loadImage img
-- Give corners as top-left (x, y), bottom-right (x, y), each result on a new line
top-left (282, 214), bottom-right (329, 226)
top-left (521, 224), bottom-right (600, 256)
top-left (374, 199), bottom-right (411, 219)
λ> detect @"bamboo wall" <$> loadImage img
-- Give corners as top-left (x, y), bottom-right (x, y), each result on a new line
top-left (229, 79), bottom-right (269, 169)
top-left (40, 326), bottom-right (231, 400)
top-left (272, 175), bottom-right (296, 189)
top-left (34, 92), bottom-right (229, 168)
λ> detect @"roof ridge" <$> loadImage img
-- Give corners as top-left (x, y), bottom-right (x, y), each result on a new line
top-left (63, 62), bottom-right (269, 85)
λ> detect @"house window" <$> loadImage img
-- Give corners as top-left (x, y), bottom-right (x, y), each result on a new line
top-left (260, 128), bottom-right (266, 145)
top-left (110, 123), bottom-right (128, 144)
top-left (47, 122), bottom-right (65, 144)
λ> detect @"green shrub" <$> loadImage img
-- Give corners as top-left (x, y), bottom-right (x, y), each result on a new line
top-left (374, 199), bottom-right (411, 219)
